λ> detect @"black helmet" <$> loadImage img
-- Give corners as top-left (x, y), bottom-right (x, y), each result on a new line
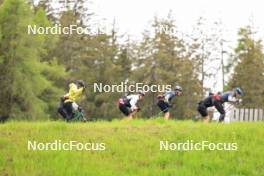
top-left (174, 85), bottom-right (183, 92)
top-left (234, 87), bottom-right (243, 96)
top-left (76, 80), bottom-right (85, 88)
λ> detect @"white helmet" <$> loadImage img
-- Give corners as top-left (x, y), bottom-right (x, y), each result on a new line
top-left (139, 91), bottom-right (145, 96)
top-left (175, 85), bottom-right (183, 92)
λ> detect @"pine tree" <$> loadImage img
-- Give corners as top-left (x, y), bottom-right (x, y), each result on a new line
top-left (81, 31), bottom-right (121, 119)
top-left (132, 15), bottom-right (202, 118)
top-left (0, 0), bottom-right (65, 120)
top-left (52, 11), bottom-right (83, 72)
top-left (228, 26), bottom-right (264, 108)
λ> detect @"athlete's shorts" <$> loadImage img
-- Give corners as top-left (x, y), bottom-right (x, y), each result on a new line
top-left (63, 102), bottom-right (74, 120)
top-left (197, 102), bottom-right (208, 117)
top-left (119, 104), bottom-right (131, 116)
top-left (157, 100), bottom-right (170, 113)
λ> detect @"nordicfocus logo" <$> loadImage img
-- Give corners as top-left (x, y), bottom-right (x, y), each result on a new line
top-left (160, 140), bottom-right (238, 151)
top-left (93, 82), bottom-right (172, 93)
top-left (28, 140), bottom-right (106, 151)
top-left (28, 24), bottom-right (113, 35)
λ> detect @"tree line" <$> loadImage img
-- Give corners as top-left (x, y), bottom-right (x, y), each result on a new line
top-left (0, 0), bottom-right (263, 121)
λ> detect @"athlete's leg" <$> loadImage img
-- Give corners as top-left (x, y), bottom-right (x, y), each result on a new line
top-left (197, 103), bottom-right (209, 123)
top-left (157, 100), bottom-right (170, 120)
top-left (214, 101), bottom-right (225, 122)
top-left (164, 112), bottom-right (170, 120)
top-left (63, 102), bottom-right (74, 120)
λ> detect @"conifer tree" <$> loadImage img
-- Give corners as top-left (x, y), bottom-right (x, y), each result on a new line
top-left (228, 26), bottom-right (264, 108)
top-left (0, 0), bottom-right (65, 120)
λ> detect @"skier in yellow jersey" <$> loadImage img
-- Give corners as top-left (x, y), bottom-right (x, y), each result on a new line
top-left (58, 80), bottom-right (85, 121)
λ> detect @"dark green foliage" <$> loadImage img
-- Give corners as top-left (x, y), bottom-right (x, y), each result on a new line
top-left (228, 26), bottom-right (264, 108)
top-left (131, 16), bottom-right (202, 119)
top-left (0, 0), bottom-right (65, 120)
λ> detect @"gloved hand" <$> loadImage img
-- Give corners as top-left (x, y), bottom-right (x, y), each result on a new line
top-left (78, 106), bottom-right (83, 112)
top-left (131, 107), bottom-right (140, 112)
top-left (82, 86), bottom-right (86, 92)
top-left (157, 95), bottom-right (165, 100)
top-left (236, 99), bottom-right (242, 105)
top-left (168, 103), bottom-right (175, 108)
top-left (219, 114), bottom-right (225, 122)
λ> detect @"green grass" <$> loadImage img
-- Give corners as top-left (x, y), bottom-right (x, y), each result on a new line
top-left (0, 119), bottom-right (264, 176)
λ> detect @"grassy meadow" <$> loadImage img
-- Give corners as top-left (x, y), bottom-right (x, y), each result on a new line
top-left (0, 119), bottom-right (264, 176)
